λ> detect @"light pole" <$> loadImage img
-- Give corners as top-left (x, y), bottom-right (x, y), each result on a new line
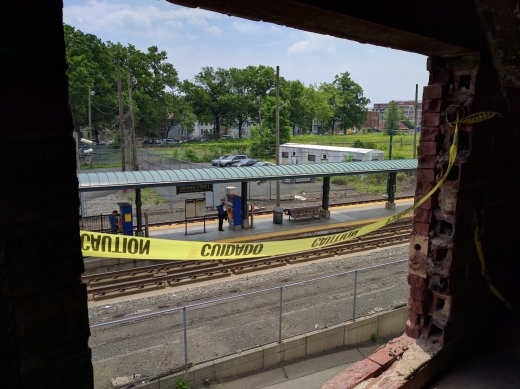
top-left (127, 74), bottom-right (138, 171)
top-left (88, 88), bottom-right (95, 141)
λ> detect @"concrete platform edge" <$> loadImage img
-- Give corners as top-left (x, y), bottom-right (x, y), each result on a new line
top-left (137, 306), bottom-right (407, 389)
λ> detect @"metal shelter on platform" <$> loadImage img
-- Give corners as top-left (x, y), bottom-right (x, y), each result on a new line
top-left (78, 159), bottom-right (418, 234)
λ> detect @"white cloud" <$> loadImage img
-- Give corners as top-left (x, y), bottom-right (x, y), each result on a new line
top-left (287, 33), bottom-right (337, 55)
top-left (185, 33), bottom-right (198, 40)
top-left (63, 1), bottom-right (222, 35)
top-left (232, 21), bottom-right (262, 34)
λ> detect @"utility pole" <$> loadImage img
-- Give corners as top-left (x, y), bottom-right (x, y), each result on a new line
top-left (273, 66), bottom-right (283, 224)
top-left (117, 58), bottom-right (126, 172)
top-left (127, 73), bottom-right (138, 171)
top-left (413, 84), bottom-right (419, 159)
top-left (275, 66), bottom-right (280, 208)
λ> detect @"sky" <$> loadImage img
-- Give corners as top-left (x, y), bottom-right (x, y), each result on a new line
top-left (63, 0), bottom-right (429, 104)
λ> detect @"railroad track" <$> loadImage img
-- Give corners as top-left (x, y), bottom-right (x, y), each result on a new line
top-left (84, 222), bottom-right (411, 301)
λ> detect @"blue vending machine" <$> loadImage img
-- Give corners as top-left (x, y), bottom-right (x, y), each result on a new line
top-left (117, 202), bottom-right (133, 236)
top-left (226, 195), bottom-right (242, 231)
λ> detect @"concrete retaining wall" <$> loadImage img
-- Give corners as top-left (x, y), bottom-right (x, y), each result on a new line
top-left (137, 306), bottom-right (407, 389)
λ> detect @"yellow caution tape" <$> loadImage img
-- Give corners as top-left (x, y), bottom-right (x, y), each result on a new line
top-left (472, 211), bottom-right (512, 310)
top-left (80, 106), bottom-right (498, 260)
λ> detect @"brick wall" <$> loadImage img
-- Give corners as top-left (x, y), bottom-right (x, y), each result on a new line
top-left (407, 54), bottom-right (520, 347)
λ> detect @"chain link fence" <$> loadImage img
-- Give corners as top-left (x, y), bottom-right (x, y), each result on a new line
top-left (89, 259), bottom-right (408, 387)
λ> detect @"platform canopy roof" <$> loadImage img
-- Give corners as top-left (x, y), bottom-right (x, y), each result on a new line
top-left (78, 159), bottom-right (417, 192)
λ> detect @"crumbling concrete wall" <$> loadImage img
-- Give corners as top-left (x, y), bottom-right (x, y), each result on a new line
top-left (407, 51), bottom-right (519, 347)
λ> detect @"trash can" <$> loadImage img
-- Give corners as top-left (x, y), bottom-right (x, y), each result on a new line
top-left (273, 206), bottom-right (283, 224)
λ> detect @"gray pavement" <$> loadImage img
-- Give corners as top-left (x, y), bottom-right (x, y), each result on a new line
top-left (211, 338), bottom-right (389, 389)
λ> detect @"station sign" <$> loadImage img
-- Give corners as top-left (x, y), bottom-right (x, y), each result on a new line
top-left (176, 184), bottom-right (213, 194)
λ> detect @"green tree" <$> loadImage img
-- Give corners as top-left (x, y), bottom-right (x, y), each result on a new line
top-left (107, 43), bottom-right (182, 138)
top-left (281, 79), bottom-right (315, 135)
top-left (384, 101), bottom-right (401, 134)
top-left (64, 24), bottom-right (118, 136)
top-left (249, 96), bottom-right (291, 158)
top-left (332, 72), bottom-right (370, 133)
top-left (183, 67), bottom-right (233, 135)
top-left (226, 67), bottom-right (255, 139)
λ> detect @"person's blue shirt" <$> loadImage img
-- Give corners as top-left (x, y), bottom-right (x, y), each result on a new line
top-left (217, 204), bottom-right (224, 214)
top-left (108, 213), bottom-right (119, 232)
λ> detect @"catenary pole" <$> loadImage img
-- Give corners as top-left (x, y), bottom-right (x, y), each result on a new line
top-left (275, 66), bottom-right (280, 208)
top-left (117, 58), bottom-right (126, 171)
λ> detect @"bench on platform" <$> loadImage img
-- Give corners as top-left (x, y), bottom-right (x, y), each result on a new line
top-left (283, 206), bottom-right (322, 220)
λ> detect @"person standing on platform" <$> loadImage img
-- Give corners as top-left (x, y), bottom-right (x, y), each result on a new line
top-left (217, 201), bottom-right (226, 231)
top-left (108, 210), bottom-right (120, 233)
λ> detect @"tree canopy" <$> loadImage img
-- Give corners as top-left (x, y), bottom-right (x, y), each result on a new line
top-left (64, 25), bottom-right (374, 144)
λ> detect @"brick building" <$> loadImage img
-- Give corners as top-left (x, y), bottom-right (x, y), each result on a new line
top-left (365, 100), bottom-right (422, 130)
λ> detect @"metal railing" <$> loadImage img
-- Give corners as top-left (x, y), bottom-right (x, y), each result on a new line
top-left (79, 214), bottom-right (111, 232)
top-left (89, 258), bottom-right (408, 380)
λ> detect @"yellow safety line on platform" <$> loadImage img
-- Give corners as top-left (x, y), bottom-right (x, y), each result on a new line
top-left (148, 198), bottom-right (413, 232)
top-left (218, 214), bottom-right (413, 243)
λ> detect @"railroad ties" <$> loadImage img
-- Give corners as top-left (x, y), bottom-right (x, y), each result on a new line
top-left (84, 222), bottom-right (411, 301)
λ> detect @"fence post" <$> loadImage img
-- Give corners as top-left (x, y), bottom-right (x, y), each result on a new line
top-left (352, 270), bottom-right (358, 321)
top-left (183, 307), bottom-right (188, 372)
top-left (278, 286), bottom-right (283, 344)
top-left (169, 187), bottom-right (173, 212)
top-left (100, 213), bottom-right (104, 231)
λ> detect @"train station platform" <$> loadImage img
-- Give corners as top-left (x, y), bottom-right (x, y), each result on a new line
top-left (148, 199), bottom-right (415, 243)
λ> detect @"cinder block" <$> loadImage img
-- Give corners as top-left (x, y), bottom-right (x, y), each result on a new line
top-left (344, 316), bottom-right (379, 345)
top-left (306, 325), bottom-right (344, 355)
top-left (262, 335), bottom-right (306, 367)
top-left (409, 235), bottom-right (430, 258)
top-left (214, 349), bottom-right (264, 380)
top-left (377, 308), bottom-right (408, 337)
top-left (423, 85), bottom-right (444, 99)
top-left (184, 361), bottom-right (216, 387)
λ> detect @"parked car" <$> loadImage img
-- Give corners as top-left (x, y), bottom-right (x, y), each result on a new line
top-left (218, 155), bottom-right (247, 167)
top-left (106, 140), bottom-right (114, 145)
top-left (220, 135), bottom-right (235, 140)
top-left (232, 158), bottom-right (258, 167)
top-left (154, 139), bottom-right (163, 145)
top-left (251, 161), bottom-right (274, 167)
top-left (166, 138), bottom-right (179, 144)
top-left (142, 139), bottom-right (153, 145)
top-left (212, 155), bottom-right (229, 166)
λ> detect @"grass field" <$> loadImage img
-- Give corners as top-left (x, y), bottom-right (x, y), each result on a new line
top-left (143, 132), bottom-right (419, 162)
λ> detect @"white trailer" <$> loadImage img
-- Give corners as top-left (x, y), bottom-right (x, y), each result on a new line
top-left (279, 143), bottom-right (384, 165)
